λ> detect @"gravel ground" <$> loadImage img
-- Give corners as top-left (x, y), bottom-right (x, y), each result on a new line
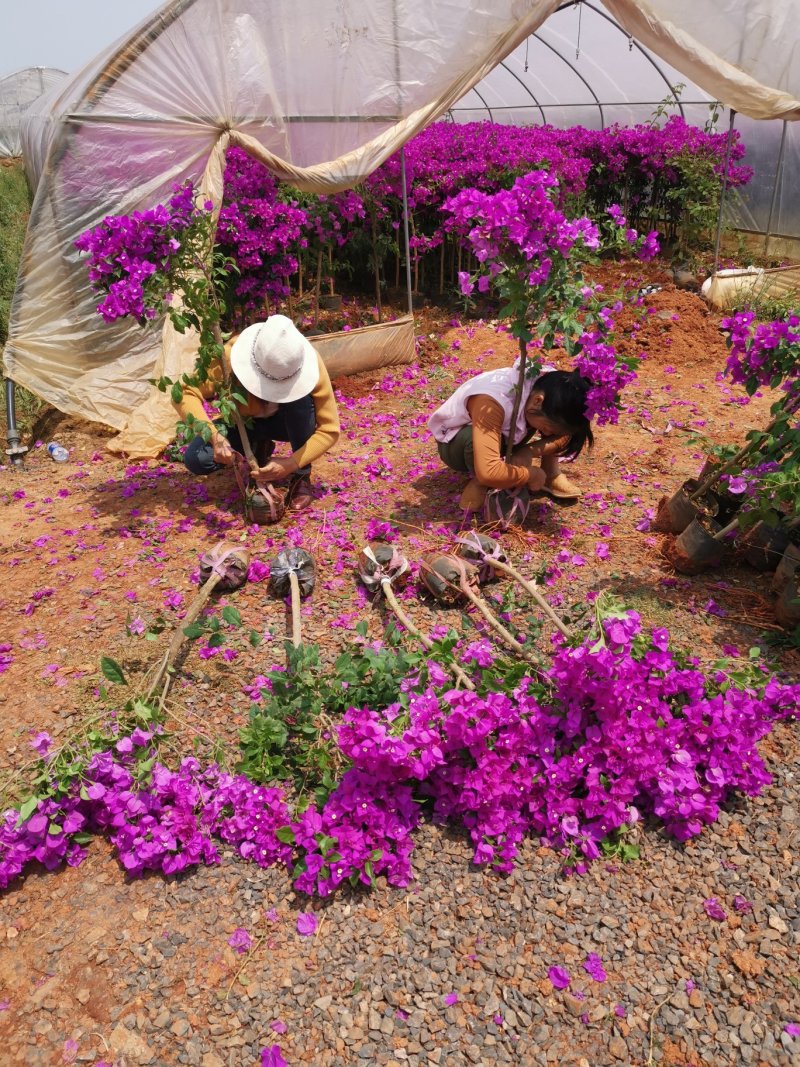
top-left (2, 721), bottom-right (798, 1066)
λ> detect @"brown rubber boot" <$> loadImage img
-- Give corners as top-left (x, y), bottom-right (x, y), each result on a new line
top-left (459, 477), bottom-right (489, 512)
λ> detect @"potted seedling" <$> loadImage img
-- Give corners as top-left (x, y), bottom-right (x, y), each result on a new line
top-left (455, 532), bottom-right (570, 638)
top-left (269, 548), bottom-right (316, 648)
top-left (358, 543), bottom-right (475, 691)
top-left (419, 552), bottom-right (537, 663)
top-left (146, 541), bottom-right (251, 703)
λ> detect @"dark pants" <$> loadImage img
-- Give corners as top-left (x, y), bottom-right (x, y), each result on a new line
top-left (183, 395), bottom-right (316, 476)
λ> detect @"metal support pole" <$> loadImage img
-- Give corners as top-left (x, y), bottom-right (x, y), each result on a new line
top-left (764, 120), bottom-right (788, 258)
top-left (400, 147), bottom-right (414, 317)
top-left (712, 109), bottom-right (736, 276)
top-left (4, 378), bottom-right (28, 467)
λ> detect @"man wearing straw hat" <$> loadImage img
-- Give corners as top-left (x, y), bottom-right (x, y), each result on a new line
top-left (174, 314), bottom-right (340, 513)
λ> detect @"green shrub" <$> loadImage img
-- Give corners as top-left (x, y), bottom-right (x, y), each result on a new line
top-left (0, 160), bottom-right (31, 349)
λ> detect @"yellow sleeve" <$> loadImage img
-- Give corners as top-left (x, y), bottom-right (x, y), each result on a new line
top-left (291, 353), bottom-right (341, 468)
top-left (468, 395), bottom-right (530, 490)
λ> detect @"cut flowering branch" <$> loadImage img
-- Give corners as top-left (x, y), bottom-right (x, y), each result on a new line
top-left (504, 337), bottom-right (528, 462)
top-left (420, 553), bottom-right (537, 664)
top-left (146, 542), bottom-right (250, 703)
top-left (455, 532), bottom-right (570, 638)
top-left (358, 544), bottom-right (475, 691)
top-left (270, 549), bottom-right (316, 649)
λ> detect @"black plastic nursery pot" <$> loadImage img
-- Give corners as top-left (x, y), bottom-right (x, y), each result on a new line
top-left (742, 517), bottom-right (791, 573)
top-left (666, 516), bottom-right (725, 575)
top-left (770, 542), bottom-right (800, 595)
top-left (774, 574), bottom-right (800, 629)
top-left (652, 479), bottom-right (719, 535)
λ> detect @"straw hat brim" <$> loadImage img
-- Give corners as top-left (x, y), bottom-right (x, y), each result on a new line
top-left (229, 322), bottom-right (320, 403)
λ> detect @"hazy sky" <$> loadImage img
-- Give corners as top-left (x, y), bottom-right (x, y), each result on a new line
top-left (1, 1), bottom-right (163, 79)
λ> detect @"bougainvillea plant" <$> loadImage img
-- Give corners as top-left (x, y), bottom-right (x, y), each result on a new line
top-left (442, 169), bottom-right (656, 442)
top-left (1, 598), bottom-right (796, 896)
top-left (75, 180), bottom-right (242, 441)
top-left (686, 309), bottom-right (800, 531)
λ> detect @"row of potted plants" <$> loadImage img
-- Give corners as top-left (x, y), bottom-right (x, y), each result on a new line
top-left (655, 310), bottom-right (800, 630)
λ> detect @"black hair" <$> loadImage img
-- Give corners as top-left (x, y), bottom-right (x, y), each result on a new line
top-left (531, 369), bottom-right (594, 458)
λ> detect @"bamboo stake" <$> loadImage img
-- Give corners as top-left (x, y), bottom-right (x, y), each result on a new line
top-left (504, 336), bottom-right (528, 462)
top-left (313, 249), bottom-right (323, 327)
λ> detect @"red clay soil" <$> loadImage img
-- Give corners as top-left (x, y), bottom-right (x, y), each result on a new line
top-left (0, 260), bottom-right (797, 1066)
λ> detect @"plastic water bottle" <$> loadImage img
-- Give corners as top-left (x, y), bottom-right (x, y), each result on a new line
top-left (47, 442), bottom-right (69, 463)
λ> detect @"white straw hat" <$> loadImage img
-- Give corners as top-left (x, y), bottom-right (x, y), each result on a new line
top-left (229, 315), bottom-right (320, 403)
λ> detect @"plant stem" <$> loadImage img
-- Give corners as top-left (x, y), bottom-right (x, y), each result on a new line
top-left (690, 399), bottom-right (799, 501)
top-left (712, 515), bottom-right (741, 542)
top-left (289, 571), bottom-right (302, 649)
top-left (459, 581), bottom-right (537, 664)
top-left (504, 336), bottom-right (528, 462)
top-left (490, 559), bottom-right (570, 636)
top-left (146, 573), bottom-right (222, 700)
top-left (381, 580), bottom-right (475, 691)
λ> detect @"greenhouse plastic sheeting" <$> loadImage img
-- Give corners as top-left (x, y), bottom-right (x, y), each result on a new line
top-left (0, 67), bottom-right (66, 157)
top-left (5, 0), bottom-right (800, 454)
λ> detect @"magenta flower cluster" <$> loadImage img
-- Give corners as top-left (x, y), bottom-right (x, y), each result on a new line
top-left (443, 171), bottom-right (637, 425)
top-left (573, 332), bottom-right (637, 426)
top-left (721, 308), bottom-right (800, 401)
top-left (2, 613), bottom-right (795, 896)
top-left (444, 169), bottom-right (599, 294)
top-left (214, 147), bottom-right (309, 325)
top-left (74, 182), bottom-right (209, 324)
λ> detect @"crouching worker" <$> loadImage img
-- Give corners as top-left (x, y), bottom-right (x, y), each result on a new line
top-left (428, 364), bottom-right (593, 512)
top-left (174, 315), bottom-right (340, 513)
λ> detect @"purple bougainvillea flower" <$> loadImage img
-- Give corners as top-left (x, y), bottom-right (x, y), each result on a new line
top-left (228, 928), bottom-right (252, 954)
top-left (270, 1020), bottom-right (287, 1034)
top-left (733, 895), bottom-right (753, 913)
top-left (703, 898), bottom-right (728, 921)
top-left (248, 559), bottom-right (270, 583)
top-left (29, 732), bottom-right (53, 757)
top-left (261, 1045), bottom-right (287, 1067)
top-left (784, 1023), bottom-right (800, 1036)
top-left (265, 907), bottom-right (280, 922)
top-left (583, 953), bottom-right (607, 982)
top-left (443, 992), bottom-right (459, 1006)
top-left (62, 1038), bottom-right (79, 1063)
top-left (614, 1004), bottom-right (627, 1018)
top-left (726, 476), bottom-right (747, 494)
top-left (296, 912), bottom-right (317, 937)
top-left (685, 979), bottom-right (696, 994)
top-left (548, 966), bottom-right (571, 990)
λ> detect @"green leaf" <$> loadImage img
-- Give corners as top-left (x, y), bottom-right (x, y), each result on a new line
top-left (170, 382), bottom-right (184, 405)
top-left (17, 796), bottom-right (39, 824)
top-left (207, 632), bottom-right (225, 648)
top-left (132, 699), bottom-right (155, 722)
top-left (182, 622), bottom-right (205, 639)
top-left (249, 630), bottom-right (263, 648)
top-left (276, 826), bottom-right (296, 844)
top-left (222, 606), bottom-right (242, 627)
top-left (100, 656), bottom-right (127, 686)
